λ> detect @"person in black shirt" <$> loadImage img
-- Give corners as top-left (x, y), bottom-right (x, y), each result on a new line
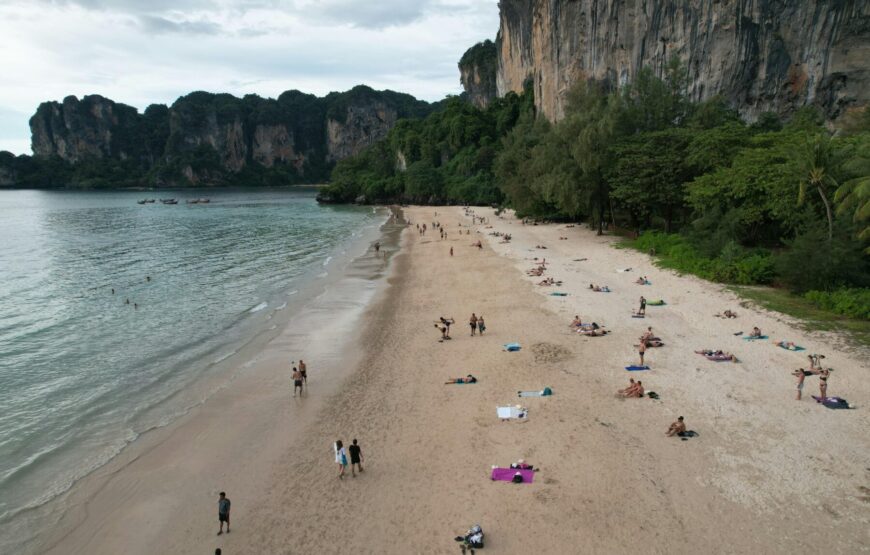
top-left (349, 438), bottom-right (364, 477)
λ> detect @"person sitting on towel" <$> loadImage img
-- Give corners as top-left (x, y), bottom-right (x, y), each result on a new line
top-left (666, 416), bottom-right (686, 437)
top-left (750, 326), bottom-right (762, 337)
top-left (570, 315), bottom-right (583, 328)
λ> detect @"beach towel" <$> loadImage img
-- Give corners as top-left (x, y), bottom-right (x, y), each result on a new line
top-left (812, 396), bottom-right (852, 409)
top-left (631, 314), bottom-right (645, 318)
top-left (497, 406), bottom-right (528, 419)
top-left (743, 335), bottom-right (769, 341)
top-left (518, 387), bottom-right (552, 397)
top-left (504, 342), bottom-right (521, 352)
top-left (625, 365), bottom-right (650, 371)
top-left (777, 343), bottom-right (806, 351)
top-left (550, 292), bottom-right (568, 296)
top-left (595, 288), bottom-right (611, 293)
top-left (491, 467), bottom-right (535, 483)
top-left (647, 300), bottom-right (666, 306)
top-left (616, 268), bottom-right (632, 273)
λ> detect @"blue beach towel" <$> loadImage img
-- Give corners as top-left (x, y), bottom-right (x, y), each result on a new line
top-left (550, 292), bottom-right (568, 296)
top-left (504, 343), bottom-right (521, 352)
top-left (625, 365), bottom-right (650, 371)
top-left (743, 335), bottom-right (769, 341)
top-left (777, 343), bottom-right (806, 351)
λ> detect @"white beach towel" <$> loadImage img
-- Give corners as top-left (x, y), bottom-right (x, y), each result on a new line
top-left (497, 406), bottom-right (528, 419)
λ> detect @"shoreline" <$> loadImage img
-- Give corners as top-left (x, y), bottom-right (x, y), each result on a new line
top-left (15, 206), bottom-right (401, 554)
top-left (21, 205), bottom-right (869, 553)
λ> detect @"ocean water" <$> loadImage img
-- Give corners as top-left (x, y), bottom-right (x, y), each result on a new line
top-left (0, 188), bottom-right (383, 546)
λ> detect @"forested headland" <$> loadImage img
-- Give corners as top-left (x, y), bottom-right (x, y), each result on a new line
top-left (320, 60), bottom-right (870, 321)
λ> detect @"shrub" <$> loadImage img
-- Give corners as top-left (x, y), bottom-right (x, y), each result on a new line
top-left (803, 289), bottom-right (870, 320)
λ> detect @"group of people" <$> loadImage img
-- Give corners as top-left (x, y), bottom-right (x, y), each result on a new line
top-left (588, 283), bottom-right (610, 292)
top-left (617, 378), bottom-right (645, 398)
top-left (290, 360), bottom-right (308, 397)
top-left (792, 354), bottom-right (833, 400)
top-left (334, 439), bottom-right (365, 479)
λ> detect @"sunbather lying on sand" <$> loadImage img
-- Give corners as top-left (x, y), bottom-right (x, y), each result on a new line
top-left (535, 245), bottom-right (547, 249)
top-left (578, 328), bottom-right (609, 336)
top-left (538, 277), bottom-right (562, 286)
top-left (589, 284), bottom-right (610, 292)
top-left (510, 459), bottom-right (535, 470)
top-left (445, 375), bottom-right (477, 384)
top-left (695, 349), bottom-right (737, 362)
top-left (715, 309), bottom-right (738, 318)
top-left (774, 340), bottom-right (801, 350)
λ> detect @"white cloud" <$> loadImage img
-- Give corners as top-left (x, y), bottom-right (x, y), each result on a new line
top-left (0, 0), bottom-right (499, 154)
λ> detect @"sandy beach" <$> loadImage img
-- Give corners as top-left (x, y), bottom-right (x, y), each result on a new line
top-left (37, 206), bottom-right (868, 554)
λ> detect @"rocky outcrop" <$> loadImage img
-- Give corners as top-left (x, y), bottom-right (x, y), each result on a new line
top-left (24, 85), bottom-right (434, 187)
top-left (327, 102), bottom-right (396, 161)
top-left (30, 95), bottom-right (149, 163)
top-left (459, 40), bottom-right (499, 109)
top-left (496, 0), bottom-right (870, 122)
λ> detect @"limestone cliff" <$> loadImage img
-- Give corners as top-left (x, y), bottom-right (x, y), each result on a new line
top-left (326, 102), bottom-right (396, 161)
top-left (459, 40), bottom-right (499, 109)
top-left (496, 0), bottom-right (870, 122)
top-left (24, 85), bottom-right (434, 187)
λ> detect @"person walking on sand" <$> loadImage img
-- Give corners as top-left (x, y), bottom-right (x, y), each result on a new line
top-left (335, 440), bottom-right (348, 479)
top-left (638, 341), bottom-right (646, 366)
top-left (450, 247), bottom-right (453, 257)
top-left (217, 492), bottom-right (231, 535)
top-left (638, 296), bottom-right (646, 316)
top-left (298, 359), bottom-right (308, 384)
top-left (349, 438), bottom-right (364, 477)
top-left (477, 315), bottom-right (486, 335)
top-left (469, 313), bottom-right (478, 336)
top-left (292, 366), bottom-right (304, 397)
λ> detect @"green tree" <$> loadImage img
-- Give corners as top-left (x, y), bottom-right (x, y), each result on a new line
top-left (796, 134), bottom-right (840, 241)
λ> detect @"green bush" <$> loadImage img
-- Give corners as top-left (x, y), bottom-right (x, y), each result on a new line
top-left (627, 231), bottom-right (775, 285)
top-left (803, 289), bottom-right (870, 320)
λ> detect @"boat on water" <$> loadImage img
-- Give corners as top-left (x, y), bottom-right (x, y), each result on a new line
top-left (186, 198), bottom-right (211, 205)
top-left (137, 199), bottom-right (156, 205)
top-left (160, 198), bottom-right (178, 205)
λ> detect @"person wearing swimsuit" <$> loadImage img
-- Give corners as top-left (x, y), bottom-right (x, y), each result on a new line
top-left (469, 313), bottom-right (478, 336)
top-left (819, 368), bottom-right (830, 399)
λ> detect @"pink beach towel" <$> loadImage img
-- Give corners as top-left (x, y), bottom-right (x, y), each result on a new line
top-left (490, 467), bottom-right (535, 483)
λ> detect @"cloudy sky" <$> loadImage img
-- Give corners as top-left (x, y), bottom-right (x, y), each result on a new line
top-left (0, 0), bottom-right (499, 154)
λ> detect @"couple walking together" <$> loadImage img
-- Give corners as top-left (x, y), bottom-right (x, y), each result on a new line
top-left (334, 439), bottom-right (364, 479)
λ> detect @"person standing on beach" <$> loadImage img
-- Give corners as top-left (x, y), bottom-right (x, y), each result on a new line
top-left (298, 359), bottom-right (308, 384)
top-left (450, 247), bottom-right (453, 257)
top-left (792, 369), bottom-right (807, 400)
top-left (335, 440), bottom-right (348, 479)
top-left (292, 366), bottom-right (304, 397)
top-left (217, 492), bottom-right (231, 535)
top-left (469, 313), bottom-right (478, 336)
top-left (349, 438), bottom-right (364, 476)
top-left (639, 296), bottom-right (646, 316)
top-left (819, 368), bottom-right (830, 399)
top-left (477, 315), bottom-right (486, 335)
top-left (638, 342), bottom-right (646, 366)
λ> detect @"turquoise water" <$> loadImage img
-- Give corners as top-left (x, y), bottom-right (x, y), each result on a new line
top-left (0, 188), bottom-right (382, 543)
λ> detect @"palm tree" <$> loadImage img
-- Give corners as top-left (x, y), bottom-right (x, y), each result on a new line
top-left (797, 134), bottom-right (839, 241)
top-left (833, 136), bottom-right (870, 250)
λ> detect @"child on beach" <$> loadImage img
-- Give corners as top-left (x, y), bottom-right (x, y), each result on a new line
top-left (217, 492), bottom-right (230, 535)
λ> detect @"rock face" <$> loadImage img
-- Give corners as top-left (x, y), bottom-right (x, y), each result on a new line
top-left (30, 95), bottom-right (149, 163)
top-left (459, 40), bottom-right (499, 109)
top-left (25, 85), bottom-right (434, 187)
top-left (327, 102), bottom-right (397, 161)
top-left (495, 0), bottom-right (870, 122)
